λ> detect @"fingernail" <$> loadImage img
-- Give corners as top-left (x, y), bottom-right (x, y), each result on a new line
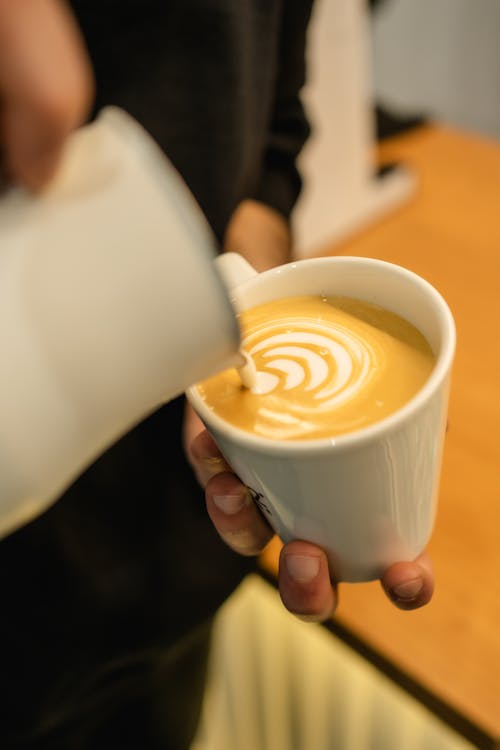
top-left (213, 494), bottom-right (247, 515)
top-left (391, 578), bottom-right (423, 601)
top-left (285, 555), bottom-right (320, 584)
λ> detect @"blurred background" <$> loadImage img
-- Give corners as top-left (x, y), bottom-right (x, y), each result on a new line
top-left (293, 0), bottom-right (500, 253)
top-left (372, 0), bottom-right (500, 140)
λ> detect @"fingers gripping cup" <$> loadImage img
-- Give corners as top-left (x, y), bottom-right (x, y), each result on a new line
top-left (187, 253), bottom-right (456, 582)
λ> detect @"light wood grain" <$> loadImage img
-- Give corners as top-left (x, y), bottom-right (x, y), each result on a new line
top-left (261, 125), bottom-right (500, 742)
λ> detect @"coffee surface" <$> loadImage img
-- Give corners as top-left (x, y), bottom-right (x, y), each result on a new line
top-left (196, 296), bottom-right (435, 440)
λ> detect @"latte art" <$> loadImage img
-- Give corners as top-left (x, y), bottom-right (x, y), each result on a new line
top-left (196, 296), bottom-right (435, 440)
top-left (247, 321), bottom-right (378, 402)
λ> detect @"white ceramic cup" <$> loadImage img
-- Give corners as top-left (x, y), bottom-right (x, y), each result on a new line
top-left (0, 108), bottom-right (241, 538)
top-left (188, 253), bottom-right (456, 582)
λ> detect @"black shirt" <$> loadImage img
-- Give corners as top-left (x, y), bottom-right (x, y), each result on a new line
top-left (71, 0), bottom-right (312, 241)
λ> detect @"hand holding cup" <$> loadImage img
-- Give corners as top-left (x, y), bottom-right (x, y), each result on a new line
top-left (187, 253), bottom-right (455, 602)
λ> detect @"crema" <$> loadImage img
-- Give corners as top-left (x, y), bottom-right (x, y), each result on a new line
top-left (196, 295), bottom-right (435, 440)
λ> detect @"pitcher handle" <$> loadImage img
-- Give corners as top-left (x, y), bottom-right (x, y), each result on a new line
top-left (215, 252), bottom-right (258, 292)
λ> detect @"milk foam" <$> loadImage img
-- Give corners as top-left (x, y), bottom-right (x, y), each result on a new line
top-left (197, 296), bottom-right (435, 441)
top-left (241, 319), bottom-right (379, 438)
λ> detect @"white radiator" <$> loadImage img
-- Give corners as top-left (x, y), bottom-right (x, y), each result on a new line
top-left (192, 576), bottom-right (475, 750)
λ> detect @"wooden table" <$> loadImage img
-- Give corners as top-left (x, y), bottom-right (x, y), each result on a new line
top-left (261, 125), bottom-right (500, 749)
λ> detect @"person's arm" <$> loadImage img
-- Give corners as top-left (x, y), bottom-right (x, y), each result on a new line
top-left (222, 1), bottom-right (315, 271)
top-left (0, 0), bottom-right (93, 190)
top-left (249, 0), bottom-right (313, 235)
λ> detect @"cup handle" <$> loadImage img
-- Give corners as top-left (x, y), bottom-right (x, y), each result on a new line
top-left (215, 252), bottom-right (258, 291)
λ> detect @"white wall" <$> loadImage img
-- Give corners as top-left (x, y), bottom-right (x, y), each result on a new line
top-left (372, 0), bottom-right (500, 140)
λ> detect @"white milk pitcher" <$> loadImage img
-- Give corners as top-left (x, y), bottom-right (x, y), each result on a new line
top-left (0, 108), bottom-right (242, 538)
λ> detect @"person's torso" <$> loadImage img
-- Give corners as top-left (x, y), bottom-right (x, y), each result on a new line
top-left (70, 0), bottom-right (285, 240)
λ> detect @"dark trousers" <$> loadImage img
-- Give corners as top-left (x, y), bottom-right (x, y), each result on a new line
top-left (9, 621), bottom-right (212, 750)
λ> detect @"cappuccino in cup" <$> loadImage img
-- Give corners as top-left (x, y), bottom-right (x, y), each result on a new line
top-left (196, 295), bottom-right (435, 441)
top-left (188, 253), bottom-right (455, 581)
